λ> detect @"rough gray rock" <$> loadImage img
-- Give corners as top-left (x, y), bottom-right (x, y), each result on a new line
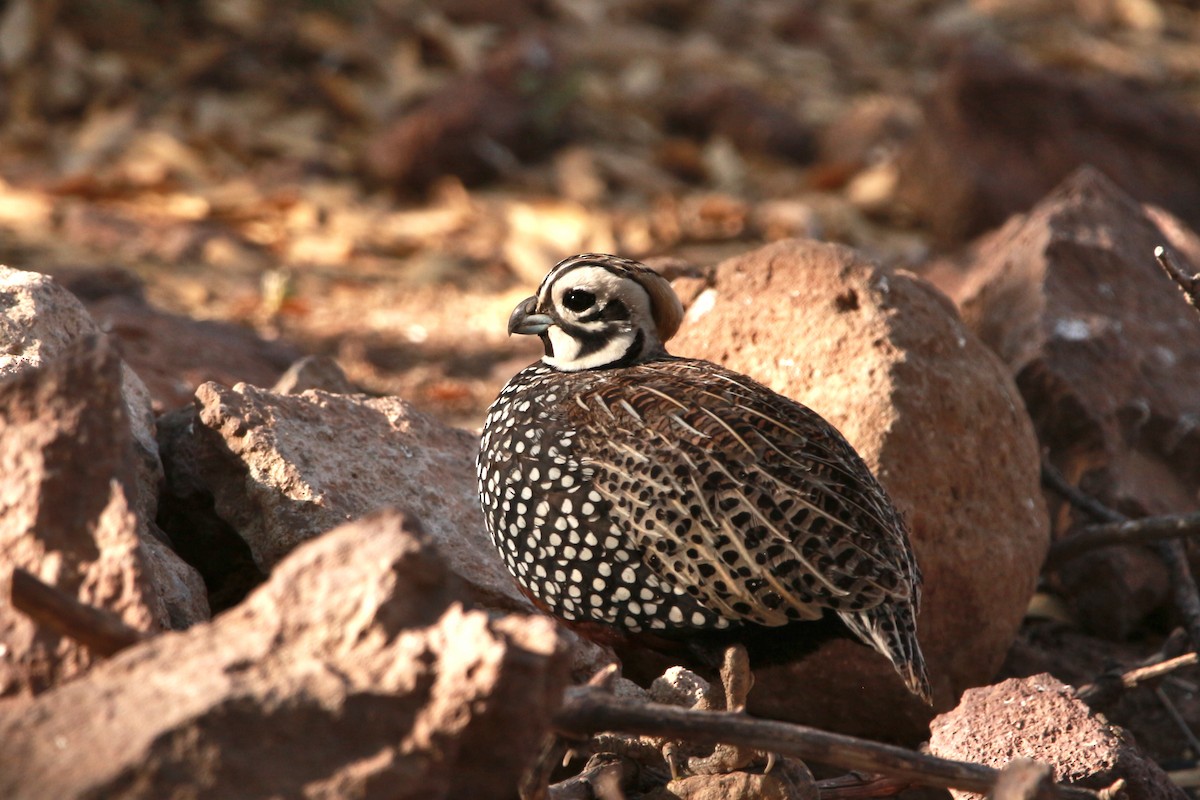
top-left (952, 168), bottom-right (1200, 636)
top-left (0, 508), bottom-right (570, 800)
top-left (161, 381), bottom-right (530, 610)
top-left (0, 335), bottom-right (207, 696)
top-left (668, 238), bottom-right (1049, 742)
top-left (0, 266), bottom-right (160, 518)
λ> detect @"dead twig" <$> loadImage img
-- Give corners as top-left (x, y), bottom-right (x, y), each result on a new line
top-left (1045, 512), bottom-right (1200, 568)
top-left (1155, 246), bottom-right (1200, 311)
top-left (1077, 650), bottom-right (1200, 705)
top-left (551, 686), bottom-right (1099, 800)
top-left (1122, 652), bottom-right (1200, 688)
top-left (9, 567), bottom-right (146, 657)
top-left (1041, 463), bottom-right (1200, 650)
top-left (816, 771), bottom-right (914, 799)
top-left (991, 759), bottom-right (1057, 800)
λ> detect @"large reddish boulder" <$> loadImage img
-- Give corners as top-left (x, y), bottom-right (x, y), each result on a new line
top-left (668, 238), bottom-right (1049, 742)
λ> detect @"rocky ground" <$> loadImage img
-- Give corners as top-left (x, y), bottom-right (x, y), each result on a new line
top-left (3, 1), bottom-right (1200, 798)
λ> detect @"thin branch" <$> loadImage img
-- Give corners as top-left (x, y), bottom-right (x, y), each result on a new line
top-left (9, 567), bottom-right (146, 657)
top-left (1041, 462), bottom-right (1200, 650)
top-left (1155, 246), bottom-right (1200, 311)
top-left (551, 687), bottom-right (1098, 800)
top-left (816, 772), bottom-right (914, 799)
top-left (1122, 651), bottom-right (1199, 689)
top-left (1040, 463), bottom-right (1121, 524)
top-left (991, 759), bottom-right (1057, 800)
top-left (1077, 650), bottom-right (1200, 705)
top-left (1045, 512), bottom-right (1200, 567)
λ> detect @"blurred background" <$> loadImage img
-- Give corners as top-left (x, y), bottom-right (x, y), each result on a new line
top-left (1, 0), bottom-right (1198, 427)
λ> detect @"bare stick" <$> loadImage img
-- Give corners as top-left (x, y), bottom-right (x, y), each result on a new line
top-left (1077, 650), bottom-right (1200, 705)
top-left (9, 568), bottom-right (146, 657)
top-left (1040, 463), bottom-right (1120, 524)
top-left (816, 772), bottom-right (914, 799)
top-left (1155, 246), bottom-right (1200, 310)
top-left (1046, 511), bottom-right (1200, 567)
top-left (1125, 652), bottom-right (1200, 688)
top-left (551, 687), bottom-right (1098, 800)
top-left (991, 759), bottom-right (1057, 800)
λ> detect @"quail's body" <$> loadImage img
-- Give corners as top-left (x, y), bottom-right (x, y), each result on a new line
top-left (477, 253), bottom-right (931, 703)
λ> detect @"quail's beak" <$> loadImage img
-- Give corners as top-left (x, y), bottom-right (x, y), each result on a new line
top-left (507, 296), bottom-right (554, 336)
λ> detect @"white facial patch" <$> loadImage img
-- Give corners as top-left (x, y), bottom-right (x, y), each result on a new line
top-left (539, 265), bottom-right (662, 371)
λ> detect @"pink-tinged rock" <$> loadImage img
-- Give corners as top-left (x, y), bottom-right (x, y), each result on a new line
top-left (0, 335), bottom-right (207, 697)
top-left (0, 509), bottom-right (570, 799)
top-left (929, 674), bottom-right (1184, 800)
top-left (952, 167), bottom-right (1200, 636)
top-left (162, 382), bottom-right (530, 610)
top-left (667, 238), bottom-right (1048, 743)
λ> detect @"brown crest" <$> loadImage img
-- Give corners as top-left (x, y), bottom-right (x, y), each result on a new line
top-left (631, 267), bottom-right (684, 343)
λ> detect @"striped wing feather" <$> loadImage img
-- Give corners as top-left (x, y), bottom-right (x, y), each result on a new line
top-left (568, 358), bottom-right (919, 629)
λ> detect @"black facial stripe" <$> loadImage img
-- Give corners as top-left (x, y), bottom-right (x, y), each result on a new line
top-left (599, 298), bottom-right (629, 321)
top-left (559, 321), bottom-right (614, 358)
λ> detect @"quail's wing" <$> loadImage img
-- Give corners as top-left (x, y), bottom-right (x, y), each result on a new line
top-left (567, 359), bottom-right (919, 628)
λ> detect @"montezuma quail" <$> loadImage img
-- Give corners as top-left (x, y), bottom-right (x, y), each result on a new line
top-left (476, 253), bottom-right (932, 705)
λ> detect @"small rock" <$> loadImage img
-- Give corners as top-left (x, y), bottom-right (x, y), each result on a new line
top-left (929, 674), bottom-right (1184, 800)
top-left (894, 46), bottom-right (1200, 246)
top-left (669, 239), bottom-right (1049, 742)
top-left (160, 382), bottom-right (530, 610)
top-left (0, 335), bottom-right (207, 697)
top-left (645, 768), bottom-right (817, 800)
top-left (952, 167), bottom-right (1200, 636)
top-left (0, 509), bottom-right (570, 799)
top-left (649, 666), bottom-right (712, 708)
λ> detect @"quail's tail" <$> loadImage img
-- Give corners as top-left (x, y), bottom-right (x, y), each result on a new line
top-left (839, 602), bottom-right (932, 705)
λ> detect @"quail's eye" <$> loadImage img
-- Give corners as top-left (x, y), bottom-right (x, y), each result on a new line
top-left (563, 288), bottom-right (597, 312)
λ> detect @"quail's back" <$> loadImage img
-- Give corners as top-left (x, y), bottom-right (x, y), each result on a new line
top-left (477, 253), bottom-right (931, 702)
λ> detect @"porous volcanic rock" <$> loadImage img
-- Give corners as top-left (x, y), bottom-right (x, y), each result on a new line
top-left (668, 238), bottom-right (1049, 743)
top-left (0, 335), bottom-right (207, 697)
top-left (929, 674), bottom-right (1184, 800)
top-left (894, 46), bottom-right (1200, 246)
top-left (159, 381), bottom-right (530, 610)
top-left (0, 509), bottom-right (570, 800)
top-left (953, 168), bottom-right (1200, 636)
